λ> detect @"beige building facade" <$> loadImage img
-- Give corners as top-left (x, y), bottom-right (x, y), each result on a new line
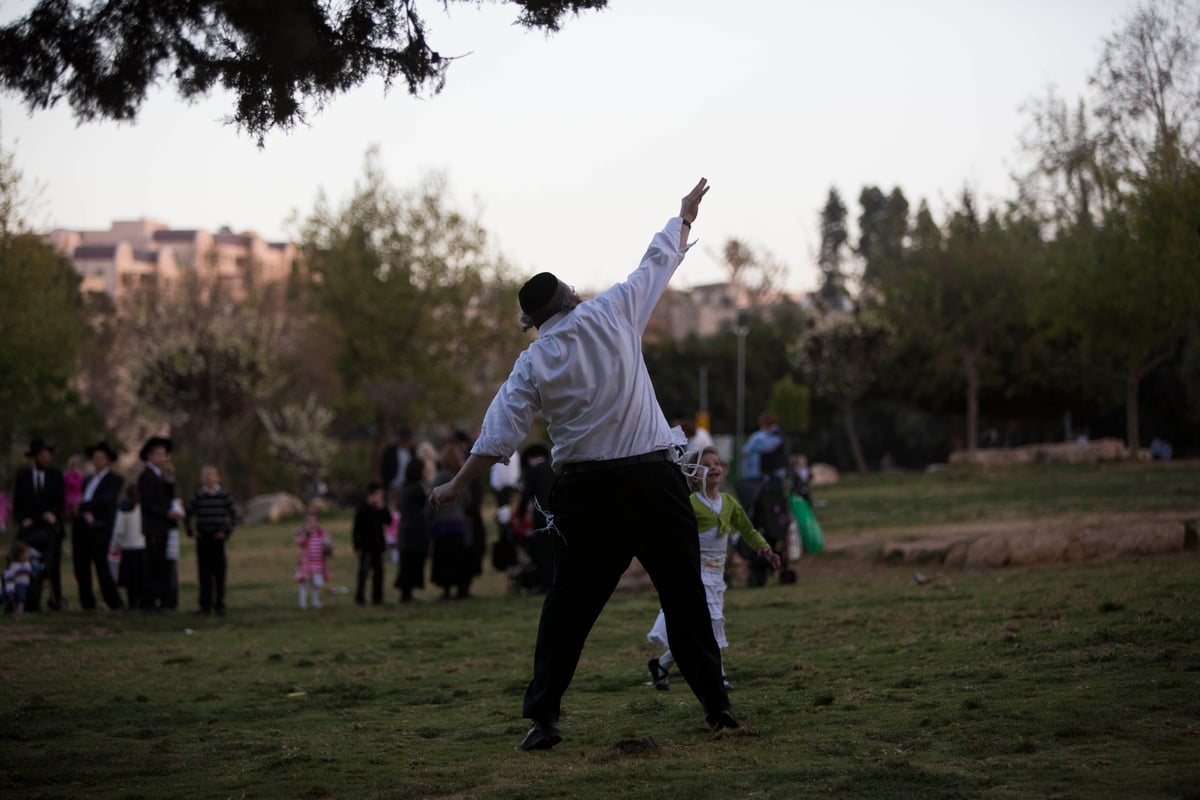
top-left (45, 218), bottom-right (298, 304)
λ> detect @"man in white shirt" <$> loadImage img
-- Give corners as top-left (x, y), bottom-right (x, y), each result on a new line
top-left (430, 178), bottom-right (737, 751)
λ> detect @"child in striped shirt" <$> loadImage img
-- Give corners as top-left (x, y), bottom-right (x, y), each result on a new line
top-left (295, 507), bottom-right (332, 609)
top-left (185, 465), bottom-right (238, 616)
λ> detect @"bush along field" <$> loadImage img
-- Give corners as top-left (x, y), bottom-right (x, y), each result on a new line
top-left (2, 462), bottom-right (1199, 799)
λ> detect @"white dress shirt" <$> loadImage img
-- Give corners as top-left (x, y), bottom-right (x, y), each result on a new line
top-left (83, 468), bottom-right (109, 502)
top-left (472, 218), bottom-right (691, 467)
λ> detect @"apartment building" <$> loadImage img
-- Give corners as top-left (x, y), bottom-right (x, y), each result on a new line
top-left (45, 218), bottom-right (298, 304)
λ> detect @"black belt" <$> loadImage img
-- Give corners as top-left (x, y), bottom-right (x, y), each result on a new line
top-left (560, 449), bottom-right (674, 475)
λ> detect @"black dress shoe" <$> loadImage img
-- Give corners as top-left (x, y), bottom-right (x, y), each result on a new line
top-left (519, 720), bottom-right (562, 751)
top-left (647, 658), bottom-right (671, 691)
top-left (706, 708), bottom-right (741, 731)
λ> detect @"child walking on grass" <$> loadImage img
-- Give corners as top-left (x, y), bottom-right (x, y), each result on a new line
top-left (646, 446), bottom-right (780, 691)
top-left (110, 484), bottom-right (148, 610)
top-left (295, 507), bottom-right (332, 609)
top-left (4, 540), bottom-right (36, 616)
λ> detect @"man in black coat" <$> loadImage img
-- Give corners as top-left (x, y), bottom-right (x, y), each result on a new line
top-left (137, 436), bottom-right (181, 610)
top-left (12, 437), bottom-right (66, 610)
top-left (75, 440), bottom-right (126, 610)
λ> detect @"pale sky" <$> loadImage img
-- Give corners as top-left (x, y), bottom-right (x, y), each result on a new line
top-left (0, 0), bottom-right (1134, 293)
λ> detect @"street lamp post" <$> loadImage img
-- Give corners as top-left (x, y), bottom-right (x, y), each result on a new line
top-left (735, 310), bottom-right (749, 476)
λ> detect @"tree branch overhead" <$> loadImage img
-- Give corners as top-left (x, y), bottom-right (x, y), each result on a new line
top-left (0, 0), bottom-right (608, 144)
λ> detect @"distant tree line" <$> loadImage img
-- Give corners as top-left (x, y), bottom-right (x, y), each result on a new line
top-left (2, 1), bottom-right (1197, 488)
top-left (651, 0), bottom-right (1200, 470)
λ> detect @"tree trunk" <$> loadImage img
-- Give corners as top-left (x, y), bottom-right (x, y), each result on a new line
top-left (243, 423), bottom-right (263, 498)
top-left (963, 351), bottom-right (980, 463)
top-left (1125, 349), bottom-right (1174, 459)
top-left (1125, 372), bottom-right (1140, 458)
top-left (842, 399), bottom-right (869, 475)
top-left (371, 412), bottom-right (389, 482)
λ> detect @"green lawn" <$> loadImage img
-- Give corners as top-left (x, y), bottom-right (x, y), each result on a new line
top-left (3, 462), bottom-right (1199, 799)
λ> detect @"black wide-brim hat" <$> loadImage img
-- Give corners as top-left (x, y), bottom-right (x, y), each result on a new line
top-left (24, 437), bottom-right (55, 458)
top-left (139, 435), bottom-right (173, 461)
top-left (85, 440), bottom-right (119, 462)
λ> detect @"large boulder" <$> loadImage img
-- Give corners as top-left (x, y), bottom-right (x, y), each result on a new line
top-left (949, 448), bottom-right (1035, 467)
top-left (949, 438), bottom-right (1131, 467)
top-left (811, 463), bottom-right (839, 486)
top-left (618, 559), bottom-right (653, 591)
top-left (881, 517), bottom-right (1192, 570)
top-left (1035, 438), bottom-right (1128, 464)
top-left (243, 492), bottom-right (306, 524)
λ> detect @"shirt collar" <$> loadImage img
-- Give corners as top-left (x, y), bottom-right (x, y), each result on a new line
top-left (537, 307), bottom-right (574, 334)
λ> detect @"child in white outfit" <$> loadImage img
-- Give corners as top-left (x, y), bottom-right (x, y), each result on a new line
top-left (295, 508), bottom-right (332, 609)
top-left (646, 446), bottom-right (780, 690)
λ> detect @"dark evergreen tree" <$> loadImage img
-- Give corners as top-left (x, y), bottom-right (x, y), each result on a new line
top-left (816, 187), bottom-right (850, 310)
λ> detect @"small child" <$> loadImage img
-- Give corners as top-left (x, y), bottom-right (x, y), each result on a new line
top-left (646, 446), bottom-right (781, 691)
top-left (385, 502), bottom-right (400, 566)
top-left (4, 540), bottom-right (37, 616)
top-left (110, 484), bottom-right (147, 610)
top-left (295, 507), bottom-right (332, 610)
top-left (63, 454), bottom-right (87, 520)
top-left (185, 465), bottom-right (238, 616)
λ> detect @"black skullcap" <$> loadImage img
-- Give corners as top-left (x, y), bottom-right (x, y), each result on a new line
top-left (519, 272), bottom-right (560, 318)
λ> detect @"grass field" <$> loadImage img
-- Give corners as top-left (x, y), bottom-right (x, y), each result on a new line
top-left (3, 462), bottom-right (1199, 799)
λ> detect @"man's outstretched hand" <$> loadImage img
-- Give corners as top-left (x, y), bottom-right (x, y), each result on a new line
top-left (680, 177), bottom-right (709, 224)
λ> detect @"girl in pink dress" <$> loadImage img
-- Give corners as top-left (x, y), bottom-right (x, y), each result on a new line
top-left (295, 508), bottom-right (332, 609)
top-left (63, 455), bottom-right (86, 520)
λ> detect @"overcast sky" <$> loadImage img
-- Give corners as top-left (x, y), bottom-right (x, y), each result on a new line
top-left (0, 0), bottom-right (1135, 293)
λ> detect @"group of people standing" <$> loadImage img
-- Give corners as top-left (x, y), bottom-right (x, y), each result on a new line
top-left (369, 431), bottom-right (485, 603)
top-left (301, 430), bottom-right (556, 611)
top-left (4, 435), bottom-right (237, 616)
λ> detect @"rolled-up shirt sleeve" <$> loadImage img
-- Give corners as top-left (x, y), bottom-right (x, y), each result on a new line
top-left (471, 351), bottom-right (542, 462)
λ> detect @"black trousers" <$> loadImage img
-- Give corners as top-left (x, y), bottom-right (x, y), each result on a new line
top-left (146, 537), bottom-right (170, 609)
top-left (195, 537), bottom-right (228, 611)
top-left (522, 460), bottom-right (729, 725)
top-left (118, 548), bottom-right (147, 609)
top-left (72, 522), bottom-right (123, 610)
top-left (356, 551), bottom-right (384, 604)
top-left (396, 550), bottom-right (427, 601)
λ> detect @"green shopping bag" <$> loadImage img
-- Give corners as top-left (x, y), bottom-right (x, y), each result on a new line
top-left (790, 494), bottom-right (824, 555)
